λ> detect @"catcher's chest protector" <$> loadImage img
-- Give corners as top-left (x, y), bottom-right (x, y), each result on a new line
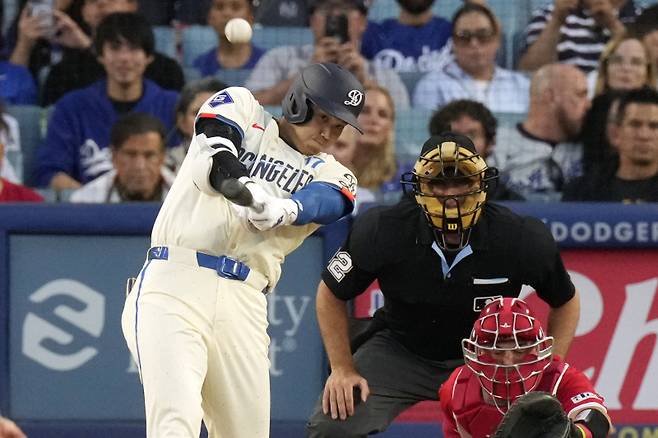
top-left (452, 371), bottom-right (504, 438)
top-left (451, 363), bottom-right (568, 438)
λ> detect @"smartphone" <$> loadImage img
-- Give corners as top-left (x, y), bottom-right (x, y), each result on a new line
top-left (325, 14), bottom-right (349, 44)
top-left (28, 0), bottom-right (56, 39)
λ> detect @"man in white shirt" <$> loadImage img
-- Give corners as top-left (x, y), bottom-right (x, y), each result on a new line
top-left (69, 113), bottom-right (174, 203)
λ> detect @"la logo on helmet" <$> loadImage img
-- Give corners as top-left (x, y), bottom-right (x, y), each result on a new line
top-left (344, 90), bottom-right (363, 106)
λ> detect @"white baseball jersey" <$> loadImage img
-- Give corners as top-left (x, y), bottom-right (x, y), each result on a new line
top-left (151, 86), bottom-right (357, 287)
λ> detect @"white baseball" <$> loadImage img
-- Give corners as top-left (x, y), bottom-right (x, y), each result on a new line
top-left (224, 18), bottom-right (253, 44)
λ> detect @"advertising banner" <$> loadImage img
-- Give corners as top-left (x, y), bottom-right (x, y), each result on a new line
top-left (7, 234), bottom-right (324, 422)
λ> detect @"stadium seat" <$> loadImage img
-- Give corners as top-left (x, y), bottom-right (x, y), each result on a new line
top-left (216, 69), bottom-right (253, 87)
top-left (6, 105), bottom-right (47, 187)
top-left (183, 66), bottom-right (202, 82)
top-left (153, 26), bottom-right (178, 59)
top-left (395, 109), bottom-right (433, 158)
top-left (494, 111), bottom-right (526, 128)
top-left (252, 26), bottom-right (313, 50)
top-left (181, 25), bottom-right (217, 67)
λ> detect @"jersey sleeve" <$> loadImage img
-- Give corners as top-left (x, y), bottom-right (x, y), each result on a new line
top-left (555, 364), bottom-right (607, 419)
top-left (519, 216), bottom-right (575, 307)
top-left (439, 369), bottom-right (462, 438)
top-left (320, 208), bottom-right (383, 301)
top-left (195, 86), bottom-right (260, 140)
top-left (312, 153), bottom-right (357, 205)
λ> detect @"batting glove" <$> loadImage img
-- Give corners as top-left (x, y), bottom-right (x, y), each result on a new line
top-left (247, 196), bottom-right (300, 231)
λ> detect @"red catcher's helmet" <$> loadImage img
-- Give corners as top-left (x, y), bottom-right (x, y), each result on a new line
top-left (462, 297), bottom-right (553, 413)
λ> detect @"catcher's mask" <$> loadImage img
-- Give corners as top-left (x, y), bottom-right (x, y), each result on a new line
top-left (462, 298), bottom-right (554, 414)
top-left (401, 133), bottom-right (497, 251)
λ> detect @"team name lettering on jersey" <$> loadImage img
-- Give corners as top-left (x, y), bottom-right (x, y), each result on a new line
top-left (249, 154), bottom-right (314, 194)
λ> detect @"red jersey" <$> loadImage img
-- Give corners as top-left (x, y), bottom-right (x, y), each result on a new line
top-left (0, 178), bottom-right (44, 202)
top-left (439, 357), bottom-right (606, 438)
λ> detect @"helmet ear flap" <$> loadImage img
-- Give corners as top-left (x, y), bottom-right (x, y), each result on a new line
top-left (282, 79), bottom-right (310, 124)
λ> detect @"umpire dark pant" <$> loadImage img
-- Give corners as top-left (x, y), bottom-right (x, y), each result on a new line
top-left (305, 329), bottom-right (463, 437)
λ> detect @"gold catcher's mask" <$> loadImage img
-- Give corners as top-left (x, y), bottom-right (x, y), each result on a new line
top-left (403, 133), bottom-right (498, 251)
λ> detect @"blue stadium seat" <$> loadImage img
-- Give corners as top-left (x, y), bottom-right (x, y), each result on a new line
top-left (252, 26), bottom-right (313, 50)
top-left (216, 69), bottom-right (253, 87)
top-left (183, 66), bottom-right (202, 82)
top-left (6, 105), bottom-right (47, 187)
top-left (153, 26), bottom-right (178, 59)
top-left (181, 25), bottom-right (217, 67)
top-left (493, 111), bottom-right (526, 129)
top-left (395, 109), bottom-right (433, 158)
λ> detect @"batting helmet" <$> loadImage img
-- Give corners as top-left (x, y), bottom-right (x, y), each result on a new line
top-left (282, 63), bottom-right (365, 133)
top-left (462, 298), bottom-right (554, 413)
top-left (402, 132), bottom-right (497, 251)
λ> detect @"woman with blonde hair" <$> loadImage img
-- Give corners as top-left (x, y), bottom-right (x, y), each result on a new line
top-left (591, 33), bottom-right (656, 97)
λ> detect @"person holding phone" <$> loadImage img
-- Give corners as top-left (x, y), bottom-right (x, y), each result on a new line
top-left (245, 0), bottom-right (410, 110)
top-left (519, 0), bottom-right (639, 72)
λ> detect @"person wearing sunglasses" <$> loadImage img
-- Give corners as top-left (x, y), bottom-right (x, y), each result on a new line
top-left (413, 3), bottom-right (530, 114)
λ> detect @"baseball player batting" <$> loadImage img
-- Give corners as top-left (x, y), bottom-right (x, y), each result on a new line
top-left (121, 62), bottom-right (365, 438)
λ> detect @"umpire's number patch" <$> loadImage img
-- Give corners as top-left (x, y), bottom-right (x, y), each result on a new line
top-left (328, 251), bottom-right (353, 282)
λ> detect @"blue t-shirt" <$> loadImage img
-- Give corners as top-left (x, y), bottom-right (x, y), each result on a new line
top-left (35, 79), bottom-right (179, 186)
top-left (361, 16), bottom-right (452, 73)
top-left (192, 45), bottom-right (266, 77)
top-left (0, 61), bottom-right (38, 105)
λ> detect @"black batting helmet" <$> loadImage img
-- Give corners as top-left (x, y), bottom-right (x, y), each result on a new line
top-left (282, 63), bottom-right (365, 133)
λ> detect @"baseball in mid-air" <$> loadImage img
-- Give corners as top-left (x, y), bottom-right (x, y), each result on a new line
top-left (225, 18), bottom-right (253, 44)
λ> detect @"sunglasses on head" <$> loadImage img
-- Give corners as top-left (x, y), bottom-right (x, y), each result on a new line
top-left (453, 28), bottom-right (496, 45)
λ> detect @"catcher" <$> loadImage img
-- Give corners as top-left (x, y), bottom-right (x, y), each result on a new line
top-left (439, 297), bottom-right (611, 438)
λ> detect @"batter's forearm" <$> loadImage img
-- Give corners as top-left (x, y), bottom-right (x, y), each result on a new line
top-left (547, 289), bottom-right (580, 359)
top-left (316, 281), bottom-right (355, 372)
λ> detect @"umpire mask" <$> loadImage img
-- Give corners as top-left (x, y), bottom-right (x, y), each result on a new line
top-left (402, 133), bottom-right (497, 251)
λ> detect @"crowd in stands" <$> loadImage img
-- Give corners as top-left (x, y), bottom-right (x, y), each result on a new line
top-left (1, 0), bottom-right (657, 205)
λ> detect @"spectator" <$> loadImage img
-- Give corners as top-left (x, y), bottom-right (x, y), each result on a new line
top-left (0, 415), bottom-right (27, 438)
top-left (245, 0), bottom-right (410, 109)
top-left (632, 5), bottom-right (658, 74)
top-left (1, 110), bottom-right (43, 202)
top-left (0, 102), bottom-right (22, 184)
top-left (254, 0), bottom-right (311, 26)
top-left (519, 0), bottom-right (639, 73)
top-left (325, 85), bottom-right (400, 205)
top-left (590, 33), bottom-right (655, 97)
top-left (429, 99), bottom-right (523, 200)
top-left (360, 0), bottom-right (451, 73)
top-left (6, 0), bottom-right (75, 79)
top-left (492, 64), bottom-right (590, 202)
top-left (581, 34), bottom-right (655, 174)
top-left (169, 77), bottom-right (227, 172)
top-left (413, 3), bottom-right (529, 114)
top-left (0, 60), bottom-right (38, 105)
top-left (42, 1), bottom-right (184, 105)
top-left (34, 12), bottom-right (178, 190)
top-left (192, 0), bottom-right (265, 77)
top-left (563, 87), bottom-right (658, 202)
top-left (441, 298), bottom-right (611, 438)
top-left (69, 113), bottom-right (174, 202)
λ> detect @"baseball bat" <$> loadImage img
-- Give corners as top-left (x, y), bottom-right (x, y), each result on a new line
top-left (220, 178), bottom-right (265, 213)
